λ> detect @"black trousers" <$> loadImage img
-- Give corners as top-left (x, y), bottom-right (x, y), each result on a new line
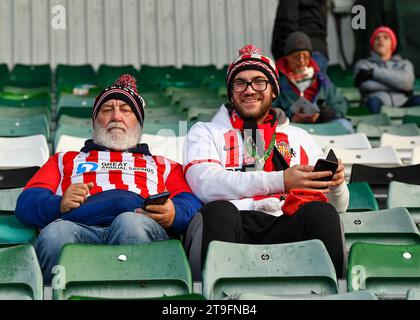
top-left (184, 200), bottom-right (345, 281)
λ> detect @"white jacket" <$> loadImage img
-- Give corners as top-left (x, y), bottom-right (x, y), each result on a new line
top-left (183, 105), bottom-right (349, 215)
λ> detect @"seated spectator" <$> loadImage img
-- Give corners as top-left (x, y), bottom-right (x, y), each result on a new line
top-left (15, 75), bottom-right (202, 284)
top-left (273, 31), bottom-right (352, 133)
top-left (354, 26), bottom-right (420, 114)
top-left (183, 44), bottom-right (349, 281)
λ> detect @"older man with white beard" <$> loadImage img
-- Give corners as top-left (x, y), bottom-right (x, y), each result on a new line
top-left (15, 75), bottom-right (202, 284)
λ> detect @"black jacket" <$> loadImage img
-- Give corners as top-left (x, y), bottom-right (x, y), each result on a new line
top-left (271, 0), bottom-right (328, 61)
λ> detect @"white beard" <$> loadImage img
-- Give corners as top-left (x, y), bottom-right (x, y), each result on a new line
top-left (92, 120), bottom-right (142, 151)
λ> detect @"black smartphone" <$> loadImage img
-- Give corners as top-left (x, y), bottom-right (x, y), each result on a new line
top-left (313, 158), bottom-right (338, 181)
top-left (142, 191), bottom-right (171, 210)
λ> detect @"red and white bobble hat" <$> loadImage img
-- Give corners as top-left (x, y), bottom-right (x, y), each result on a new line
top-left (226, 44), bottom-right (280, 101)
top-left (92, 74), bottom-right (146, 126)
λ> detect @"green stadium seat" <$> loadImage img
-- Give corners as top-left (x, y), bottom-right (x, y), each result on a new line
top-left (166, 88), bottom-right (217, 105)
top-left (388, 181), bottom-right (420, 224)
top-left (141, 92), bottom-right (172, 108)
top-left (142, 121), bottom-right (192, 136)
top-left (145, 106), bottom-right (177, 118)
top-left (348, 113), bottom-right (391, 127)
top-left (0, 95), bottom-right (51, 110)
top-left (0, 167), bottom-right (39, 245)
top-left (339, 87), bottom-right (361, 102)
top-left (0, 244), bottom-right (43, 300)
top-left (57, 115), bottom-right (92, 128)
top-left (56, 95), bottom-right (94, 120)
top-left (202, 240), bottom-right (338, 300)
top-left (8, 64), bottom-right (52, 88)
top-left (187, 106), bottom-right (219, 122)
top-left (147, 114), bottom-right (185, 124)
top-left (341, 207), bottom-right (420, 254)
top-left (347, 242), bottom-right (420, 299)
top-left (382, 105), bottom-right (420, 120)
top-left (97, 64), bottom-right (140, 88)
top-left (53, 240), bottom-right (193, 300)
top-left (347, 182), bottom-right (379, 212)
top-left (357, 123), bottom-right (419, 147)
top-left (0, 64), bottom-right (9, 91)
top-left (177, 97), bottom-right (224, 114)
top-left (292, 122), bottom-right (349, 135)
top-left (181, 65), bottom-right (219, 83)
top-left (403, 114), bottom-right (420, 126)
top-left (0, 114), bottom-right (50, 140)
top-left (234, 290), bottom-right (377, 300)
top-left (0, 214), bottom-right (37, 246)
top-left (349, 164), bottom-right (420, 207)
top-left (0, 106), bottom-right (51, 123)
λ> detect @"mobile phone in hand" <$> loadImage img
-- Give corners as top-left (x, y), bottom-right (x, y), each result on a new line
top-left (142, 191), bottom-right (170, 210)
top-left (313, 150), bottom-right (339, 182)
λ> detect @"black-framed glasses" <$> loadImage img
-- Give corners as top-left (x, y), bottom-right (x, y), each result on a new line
top-left (232, 79), bottom-right (270, 93)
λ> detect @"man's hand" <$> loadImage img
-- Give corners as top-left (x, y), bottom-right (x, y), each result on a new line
top-left (329, 159), bottom-right (345, 188)
top-left (292, 111), bottom-right (320, 123)
top-left (135, 198), bottom-right (175, 229)
top-left (283, 165), bottom-right (335, 192)
top-left (60, 182), bottom-right (94, 213)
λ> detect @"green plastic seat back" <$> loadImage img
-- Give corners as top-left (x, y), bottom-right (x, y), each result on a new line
top-left (0, 215), bottom-right (37, 245)
top-left (97, 64), bottom-right (139, 87)
top-left (347, 182), bottom-right (379, 212)
top-left (388, 181), bottom-right (420, 224)
top-left (0, 114), bottom-right (49, 139)
top-left (0, 244), bottom-right (43, 300)
top-left (57, 115), bottom-right (92, 128)
top-left (292, 122), bottom-right (348, 135)
top-left (341, 207), bottom-right (420, 253)
top-left (357, 123), bottom-right (420, 139)
top-left (53, 240), bottom-right (192, 300)
top-left (348, 113), bottom-right (391, 127)
top-left (347, 242), bottom-right (420, 298)
top-left (202, 240), bottom-right (338, 300)
top-left (142, 121), bottom-right (192, 136)
top-left (187, 106), bottom-right (219, 121)
top-left (144, 106), bottom-right (176, 118)
top-left (56, 95), bottom-right (94, 120)
top-left (0, 106), bottom-right (51, 123)
top-left (9, 64), bottom-right (51, 87)
top-left (141, 92), bottom-right (172, 108)
top-left (147, 114), bottom-right (185, 124)
top-left (56, 64), bottom-right (97, 87)
top-left (403, 115), bottom-right (420, 126)
top-left (236, 290), bottom-right (377, 300)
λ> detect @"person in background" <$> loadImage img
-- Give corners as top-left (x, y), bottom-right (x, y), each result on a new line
top-left (273, 31), bottom-right (352, 133)
top-left (354, 26), bottom-right (420, 114)
top-left (271, 0), bottom-right (329, 74)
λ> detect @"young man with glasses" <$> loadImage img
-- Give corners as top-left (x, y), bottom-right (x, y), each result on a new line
top-left (183, 44), bottom-right (349, 281)
top-left (273, 32), bottom-right (353, 133)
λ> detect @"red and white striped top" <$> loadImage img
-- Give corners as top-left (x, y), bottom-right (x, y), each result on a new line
top-left (25, 151), bottom-right (192, 198)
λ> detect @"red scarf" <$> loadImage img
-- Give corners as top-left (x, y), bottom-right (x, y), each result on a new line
top-left (277, 57), bottom-right (320, 102)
